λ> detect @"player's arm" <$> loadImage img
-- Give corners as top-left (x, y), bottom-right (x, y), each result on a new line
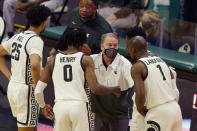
top-left (131, 62), bottom-right (148, 116)
top-left (28, 36), bottom-right (44, 88)
top-left (30, 54), bottom-right (41, 88)
top-left (0, 45), bottom-right (11, 80)
top-left (82, 55), bottom-right (120, 95)
top-left (35, 57), bottom-right (54, 120)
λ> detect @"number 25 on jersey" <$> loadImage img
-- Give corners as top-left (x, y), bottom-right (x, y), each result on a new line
top-left (11, 42), bottom-right (22, 61)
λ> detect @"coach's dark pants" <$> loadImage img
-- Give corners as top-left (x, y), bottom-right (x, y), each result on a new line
top-left (94, 114), bottom-right (129, 131)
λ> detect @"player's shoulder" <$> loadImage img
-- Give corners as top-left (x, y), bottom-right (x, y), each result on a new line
top-left (131, 61), bottom-right (146, 73)
top-left (28, 35), bottom-right (43, 46)
top-left (83, 55), bottom-right (93, 62)
top-left (30, 35), bottom-right (43, 42)
top-left (81, 54), bottom-right (94, 68)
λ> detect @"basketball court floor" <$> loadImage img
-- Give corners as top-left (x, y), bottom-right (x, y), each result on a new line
top-left (36, 119), bottom-right (191, 131)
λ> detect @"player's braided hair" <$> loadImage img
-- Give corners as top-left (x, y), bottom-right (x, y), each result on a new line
top-left (26, 5), bottom-right (51, 27)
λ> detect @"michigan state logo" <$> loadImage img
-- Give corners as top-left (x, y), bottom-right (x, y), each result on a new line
top-left (147, 121), bottom-right (160, 131)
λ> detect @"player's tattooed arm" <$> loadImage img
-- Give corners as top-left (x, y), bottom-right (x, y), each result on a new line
top-left (35, 56), bottom-right (54, 120)
top-left (82, 55), bottom-right (120, 96)
top-left (30, 54), bottom-right (41, 88)
top-left (131, 62), bottom-right (148, 116)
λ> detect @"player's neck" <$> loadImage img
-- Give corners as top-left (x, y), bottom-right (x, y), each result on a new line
top-left (137, 51), bottom-right (150, 59)
top-left (64, 46), bottom-right (78, 54)
top-left (28, 26), bottom-right (41, 35)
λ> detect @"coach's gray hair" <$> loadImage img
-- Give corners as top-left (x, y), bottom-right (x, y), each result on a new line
top-left (100, 33), bottom-right (119, 45)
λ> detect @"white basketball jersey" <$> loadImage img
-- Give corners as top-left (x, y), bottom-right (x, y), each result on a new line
top-left (10, 31), bottom-right (39, 84)
top-left (52, 52), bottom-right (88, 102)
top-left (139, 56), bottom-right (176, 109)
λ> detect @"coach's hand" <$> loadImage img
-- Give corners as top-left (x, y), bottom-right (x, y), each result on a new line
top-left (42, 104), bottom-right (54, 120)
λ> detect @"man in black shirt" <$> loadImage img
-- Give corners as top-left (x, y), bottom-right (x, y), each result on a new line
top-left (50, 0), bottom-right (113, 55)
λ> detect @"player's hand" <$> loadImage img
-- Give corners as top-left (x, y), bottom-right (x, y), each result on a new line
top-left (137, 105), bottom-right (148, 117)
top-left (81, 44), bottom-right (91, 55)
top-left (113, 87), bottom-right (121, 98)
top-left (106, 14), bottom-right (117, 24)
top-left (42, 104), bottom-right (54, 120)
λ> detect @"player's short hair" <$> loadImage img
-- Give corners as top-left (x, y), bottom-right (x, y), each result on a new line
top-left (26, 5), bottom-right (51, 27)
top-left (126, 26), bottom-right (147, 40)
top-left (62, 27), bottom-right (87, 50)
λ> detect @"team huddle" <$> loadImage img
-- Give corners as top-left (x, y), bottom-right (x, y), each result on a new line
top-left (0, 4), bottom-right (182, 131)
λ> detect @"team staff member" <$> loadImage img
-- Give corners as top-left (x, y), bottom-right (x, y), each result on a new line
top-left (35, 28), bottom-right (120, 131)
top-left (126, 36), bottom-right (182, 130)
top-left (91, 33), bottom-right (134, 131)
top-left (0, 5), bottom-right (51, 131)
top-left (50, 0), bottom-right (113, 56)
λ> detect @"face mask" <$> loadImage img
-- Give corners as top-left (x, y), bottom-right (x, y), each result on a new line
top-left (104, 48), bottom-right (118, 59)
top-left (141, 20), bottom-right (152, 30)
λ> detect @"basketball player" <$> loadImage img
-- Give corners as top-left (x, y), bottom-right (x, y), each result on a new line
top-left (0, 5), bottom-right (51, 131)
top-left (126, 26), bottom-right (147, 131)
top-left (126, 36), bottom-right (182, 130)
top-left (34, 27), bottom-right (120, 131)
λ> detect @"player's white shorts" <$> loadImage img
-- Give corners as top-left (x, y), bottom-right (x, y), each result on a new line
top-left (7, 81), bottom-right (39, 127)
top-left (53, 101), bottom-right (90, 131)
top-left (145, 100), bottom-right (182, 131)
top-left (130, 105), bottom-right (145, 131)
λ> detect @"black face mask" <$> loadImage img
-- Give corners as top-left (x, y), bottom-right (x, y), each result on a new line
top-left (104, 48), bottom-right (118, 59)
top-left (141, 20), bottom-right (152, 30)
